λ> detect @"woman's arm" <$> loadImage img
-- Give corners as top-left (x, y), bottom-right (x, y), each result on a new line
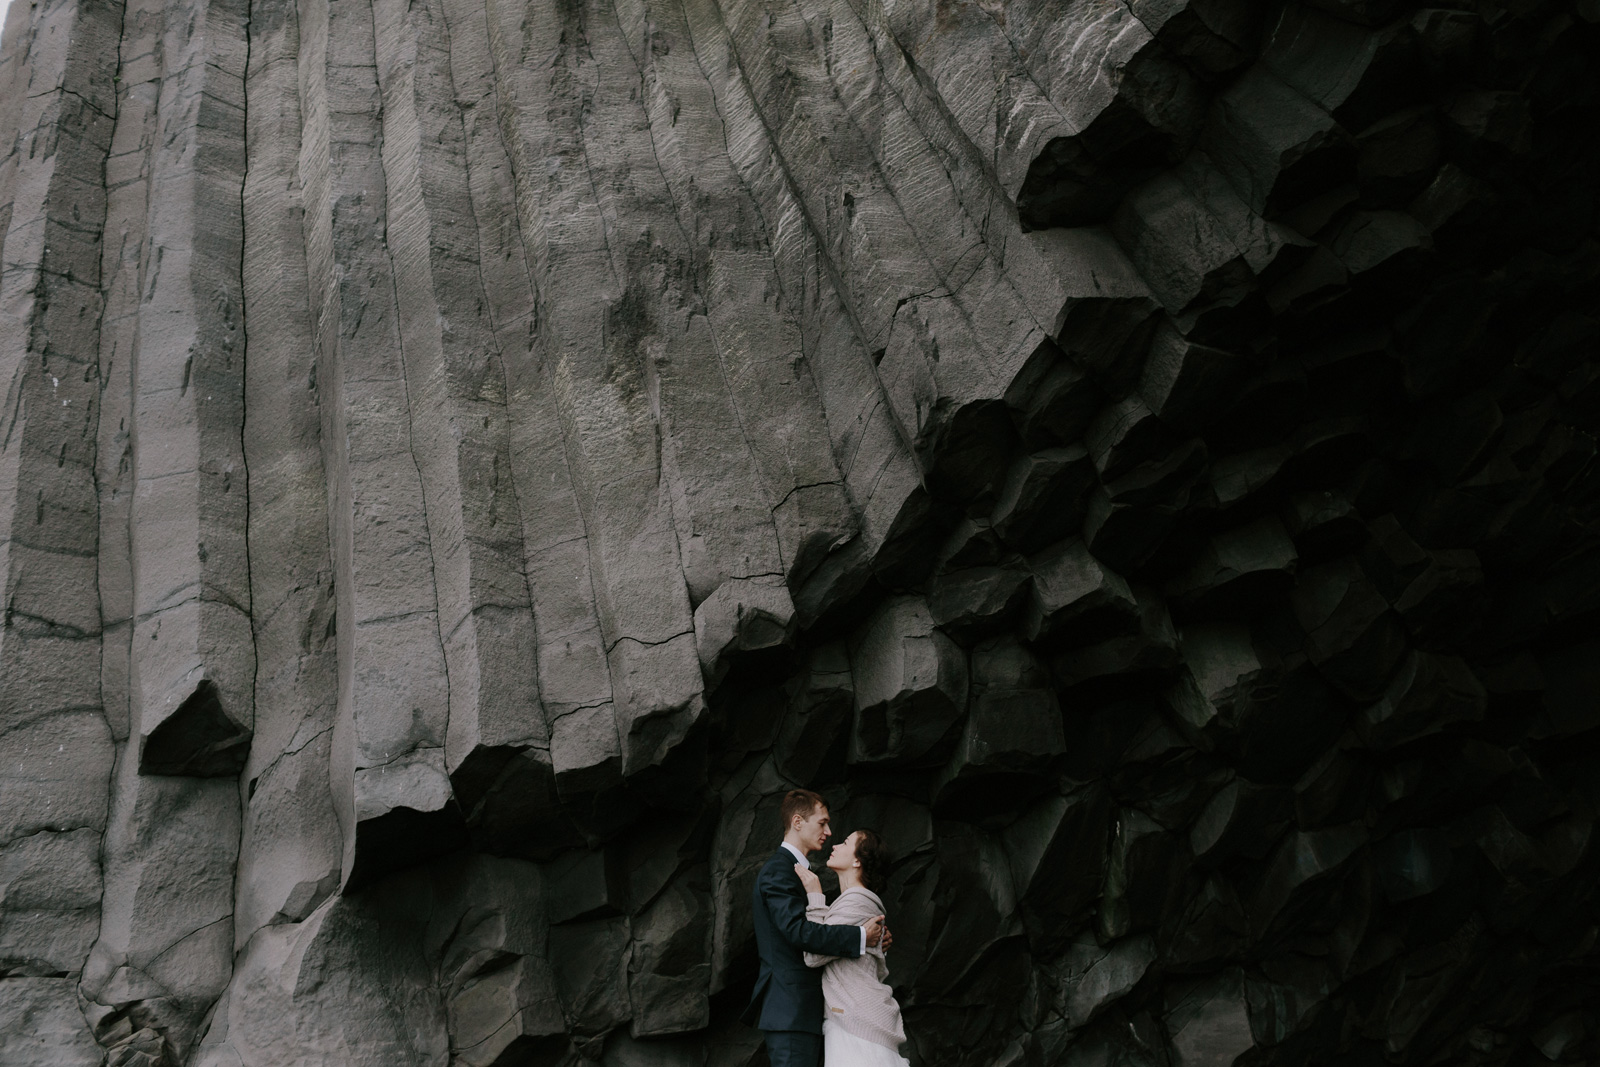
top-left (759, 868), bottom-right (864, 958)
top-left (803, 896), bottom-right (841, 968)
top-left (795, 862), bottom-right (857, 967)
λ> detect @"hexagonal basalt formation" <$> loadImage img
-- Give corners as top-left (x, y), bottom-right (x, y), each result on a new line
top-left (0, 0), bottom-right (1597, 1062)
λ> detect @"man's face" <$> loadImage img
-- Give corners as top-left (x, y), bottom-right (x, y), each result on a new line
top-left (794, 804), bottom-right (831, 853)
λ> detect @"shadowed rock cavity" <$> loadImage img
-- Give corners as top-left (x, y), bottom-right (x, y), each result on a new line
top-left (139, 681), bottom-right (253, 777)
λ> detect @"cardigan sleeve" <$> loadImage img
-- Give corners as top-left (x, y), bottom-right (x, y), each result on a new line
top-left (803, 894), bottom-right (838, 968)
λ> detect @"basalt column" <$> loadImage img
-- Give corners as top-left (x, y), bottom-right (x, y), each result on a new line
top-left (0, 0), bottom-right (1597, 1063)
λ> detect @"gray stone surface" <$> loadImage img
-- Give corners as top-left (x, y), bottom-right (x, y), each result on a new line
top-left (0, 978), bottom-right (103, 1066)
top-left (0, 0), bottom-right (1597, 1060)
top-left (1059, 934), bottom-right (1157, 1030)
top-left (1165, 970), bottom-right (1255, 1067)
top-left (848, 596), bottom-right (968, 767)
top-left (934, 636), bottom-right (1064, 814)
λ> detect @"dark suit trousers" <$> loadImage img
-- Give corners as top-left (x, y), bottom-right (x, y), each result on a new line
top-left (765, 1030), bottom-right (823, 1067)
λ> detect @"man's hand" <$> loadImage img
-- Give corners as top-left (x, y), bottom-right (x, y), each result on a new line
top-left (794, 862), bottom-right (823, 894)
top-left (880, 924), bottom-right (893, 953)
top-left (863, 914), bottom-right (886, 947)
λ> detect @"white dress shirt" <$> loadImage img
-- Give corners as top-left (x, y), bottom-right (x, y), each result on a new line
top-left (782, 841), bottom-right (868, 955)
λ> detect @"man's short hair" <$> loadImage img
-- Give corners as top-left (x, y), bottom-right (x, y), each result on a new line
top-left (780, 789), bottom-right (826, 831)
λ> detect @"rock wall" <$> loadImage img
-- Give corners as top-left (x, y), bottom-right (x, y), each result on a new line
top-left (0, 0), bottom-right (1597, 1060)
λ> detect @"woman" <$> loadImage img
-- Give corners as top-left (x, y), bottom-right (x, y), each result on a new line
top-left (793, 830), bottom-right (909, 1067)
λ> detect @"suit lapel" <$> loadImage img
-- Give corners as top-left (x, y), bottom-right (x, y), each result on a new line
top-left (771, 846), bottom-right (802, 887)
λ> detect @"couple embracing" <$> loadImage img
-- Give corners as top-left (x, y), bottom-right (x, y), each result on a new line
top-left (743, 789), bottom-right (909, 1067)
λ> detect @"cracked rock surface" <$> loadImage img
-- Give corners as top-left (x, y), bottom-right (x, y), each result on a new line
top-left (0, 0), bottom-right (1598, 1060)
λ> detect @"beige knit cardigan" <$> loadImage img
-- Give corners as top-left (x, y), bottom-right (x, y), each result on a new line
top-left (804, 886), bottom-right (907, 1053)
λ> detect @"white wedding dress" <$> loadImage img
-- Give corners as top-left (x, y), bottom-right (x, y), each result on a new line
top-left (823, 1016), bottom-right (912, 1067)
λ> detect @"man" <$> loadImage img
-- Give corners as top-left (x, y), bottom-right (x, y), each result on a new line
top-left (744, 790), bottom-right (887, 1067)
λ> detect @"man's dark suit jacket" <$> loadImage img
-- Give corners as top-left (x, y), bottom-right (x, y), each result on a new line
top-left (743, 846), bottom-right (864, 1033)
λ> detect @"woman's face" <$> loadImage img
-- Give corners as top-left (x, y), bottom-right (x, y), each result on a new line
top-left (826, 831), bottom-right (860, 872)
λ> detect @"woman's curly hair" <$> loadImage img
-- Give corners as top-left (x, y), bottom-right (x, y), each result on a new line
top-left (852, 829), bottom-right (890, 895)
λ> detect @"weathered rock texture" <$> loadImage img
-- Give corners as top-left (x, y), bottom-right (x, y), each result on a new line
top-left (0, 0), bottom-right (1598, 1060)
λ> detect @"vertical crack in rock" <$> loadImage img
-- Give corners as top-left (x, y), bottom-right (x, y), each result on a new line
top-left (371, 0), bottom-right (464, 884)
